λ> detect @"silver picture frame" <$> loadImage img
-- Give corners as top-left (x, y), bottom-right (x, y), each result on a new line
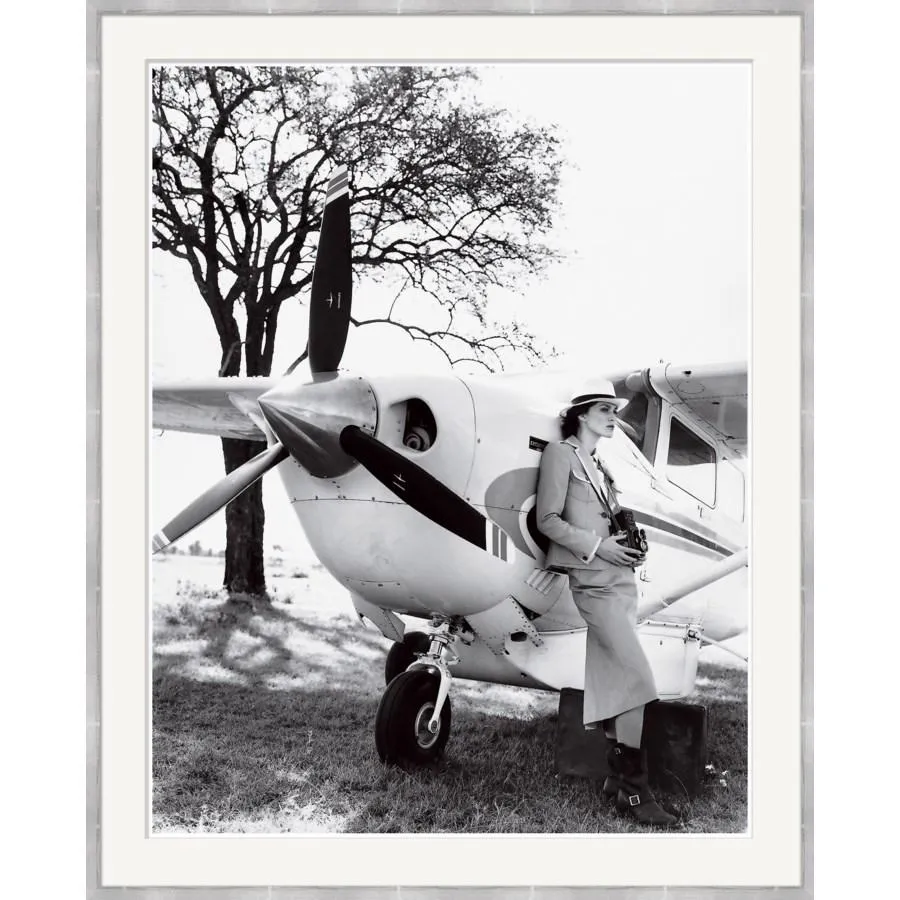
top-left (86, 1), bottom-right (813, 896)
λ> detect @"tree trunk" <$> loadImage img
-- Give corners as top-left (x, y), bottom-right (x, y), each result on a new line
top-left (221, 437), bottom-right (268, 596)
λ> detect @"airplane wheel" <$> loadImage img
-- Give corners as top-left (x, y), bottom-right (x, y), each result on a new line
top-left (384, 631), bottom-right (430, 685)
top-left (374, 669), bottom-right (451, 764)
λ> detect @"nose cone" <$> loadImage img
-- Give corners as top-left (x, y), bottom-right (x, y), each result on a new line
top-left (258, 374), bottom-right (377, 478)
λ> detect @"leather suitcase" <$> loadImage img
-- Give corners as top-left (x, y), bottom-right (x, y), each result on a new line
top-left (555, 689), bottom-right (708, 797)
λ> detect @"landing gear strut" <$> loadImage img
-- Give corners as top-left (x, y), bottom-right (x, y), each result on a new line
top-left (375, 617), bottom-right (466, 764)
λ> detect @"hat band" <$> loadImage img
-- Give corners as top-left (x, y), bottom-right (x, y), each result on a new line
top-left (570, 393), bottom-right (618, 406)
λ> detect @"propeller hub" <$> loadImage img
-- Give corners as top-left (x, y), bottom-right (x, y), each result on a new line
top-left (258, 375), bottom-right (377, 478)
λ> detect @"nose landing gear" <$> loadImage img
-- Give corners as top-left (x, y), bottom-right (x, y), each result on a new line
top-left (375, 618), bottom-right (467, 764)
top-left (374, 668), bottom-right (451, 764)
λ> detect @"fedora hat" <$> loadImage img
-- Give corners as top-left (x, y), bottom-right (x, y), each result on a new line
top-left (558, 378), bottom-right (629, 417)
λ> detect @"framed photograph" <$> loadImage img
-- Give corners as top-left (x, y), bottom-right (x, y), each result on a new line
top-left (88, 1), bottom-right (810, 894)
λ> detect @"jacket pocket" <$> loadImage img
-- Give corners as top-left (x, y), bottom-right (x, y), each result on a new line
top-left (568, 471), bottom-right (594, 503)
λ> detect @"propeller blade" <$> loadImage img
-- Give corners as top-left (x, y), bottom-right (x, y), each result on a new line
top-left (339, 426), bottom-right (515, 564)
top-left (151, 443), bottom-right (289, 553)
top-left (308, 166), bottom-right (352, 374)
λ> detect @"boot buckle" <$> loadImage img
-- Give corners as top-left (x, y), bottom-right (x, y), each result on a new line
top-left (627, 794), bottom-right (641, 807)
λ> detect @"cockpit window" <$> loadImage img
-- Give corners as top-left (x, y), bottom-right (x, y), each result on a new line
top-left (666, 417), bottom-right (717, 505)
top-left (618, 391), bottom-right (648, 446)
top-left (613, 384), bottom-right (661, 462)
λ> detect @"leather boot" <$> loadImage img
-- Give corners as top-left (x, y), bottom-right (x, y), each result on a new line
top-left (602, 741), bottom-right (625, 801)
top-left (614, 746), bottom-right (677, 827)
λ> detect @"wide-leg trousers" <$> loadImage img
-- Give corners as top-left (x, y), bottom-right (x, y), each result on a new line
top-left (569, 564), bottom-right (659, 726)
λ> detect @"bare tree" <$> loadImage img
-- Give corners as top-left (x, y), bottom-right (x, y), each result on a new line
top-left (152, 65), bottom-right (563, 595)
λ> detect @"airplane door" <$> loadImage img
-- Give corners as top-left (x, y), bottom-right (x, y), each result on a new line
top-left (655, 409), bottom-right (718, 512)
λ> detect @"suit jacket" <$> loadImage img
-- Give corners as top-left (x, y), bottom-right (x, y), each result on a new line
top-left (536, 437), bottom-right (616, 569)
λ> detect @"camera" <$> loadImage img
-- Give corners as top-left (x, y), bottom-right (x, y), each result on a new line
top-left (613, 508), bottom-right (648, 556)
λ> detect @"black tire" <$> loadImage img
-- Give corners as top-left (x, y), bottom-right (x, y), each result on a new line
top-left (384, 631), bottom-right (430, 685)
top-left (374, 669), bottom-right (451, 764)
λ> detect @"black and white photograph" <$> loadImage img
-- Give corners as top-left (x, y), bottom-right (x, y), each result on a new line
top-left (150, 61), bottom-right (750, 836)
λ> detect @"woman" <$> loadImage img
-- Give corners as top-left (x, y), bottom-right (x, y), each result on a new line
top-left (536, 379), bottom-right (676, 827)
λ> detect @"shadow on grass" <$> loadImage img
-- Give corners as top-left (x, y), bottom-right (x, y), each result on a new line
top-left (153, 583), bottom-right (747, 833)
top-left (153, 654), bottom-right (747, 834)
top-left (154, 587), bottom-right (392, 692)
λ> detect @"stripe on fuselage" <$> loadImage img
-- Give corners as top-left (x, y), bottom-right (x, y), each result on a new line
top-left (632, 511), bottom-right (736, 557)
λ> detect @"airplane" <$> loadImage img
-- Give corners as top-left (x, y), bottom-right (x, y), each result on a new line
top-left (152, 165), bottom-right (748, 766)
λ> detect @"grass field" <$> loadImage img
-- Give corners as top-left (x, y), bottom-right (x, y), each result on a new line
top-left (152, 555), bottom-right (747, 834)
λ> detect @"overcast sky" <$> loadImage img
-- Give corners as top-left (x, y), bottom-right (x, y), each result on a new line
top-left (152, 62), bottom-right (749, 554)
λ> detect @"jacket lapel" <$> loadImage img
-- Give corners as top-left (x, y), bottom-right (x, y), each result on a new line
top-left (563, 437), bottom-right (615, 512)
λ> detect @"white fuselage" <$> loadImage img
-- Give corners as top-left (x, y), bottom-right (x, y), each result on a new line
top-left (274, 369), bottom-right (748, 659)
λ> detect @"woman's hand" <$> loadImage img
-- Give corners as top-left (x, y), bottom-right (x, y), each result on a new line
top-left (596, 533), bottom-right (646, 567)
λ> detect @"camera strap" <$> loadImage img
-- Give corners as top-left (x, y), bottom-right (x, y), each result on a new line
top-left (572, 447), bottom-right (618, 521)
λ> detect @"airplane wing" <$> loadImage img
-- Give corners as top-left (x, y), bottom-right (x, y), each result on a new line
top-left (153, 377), bottom-right (278, 441)
top-left (649, 362), bottom-right (747, 455)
